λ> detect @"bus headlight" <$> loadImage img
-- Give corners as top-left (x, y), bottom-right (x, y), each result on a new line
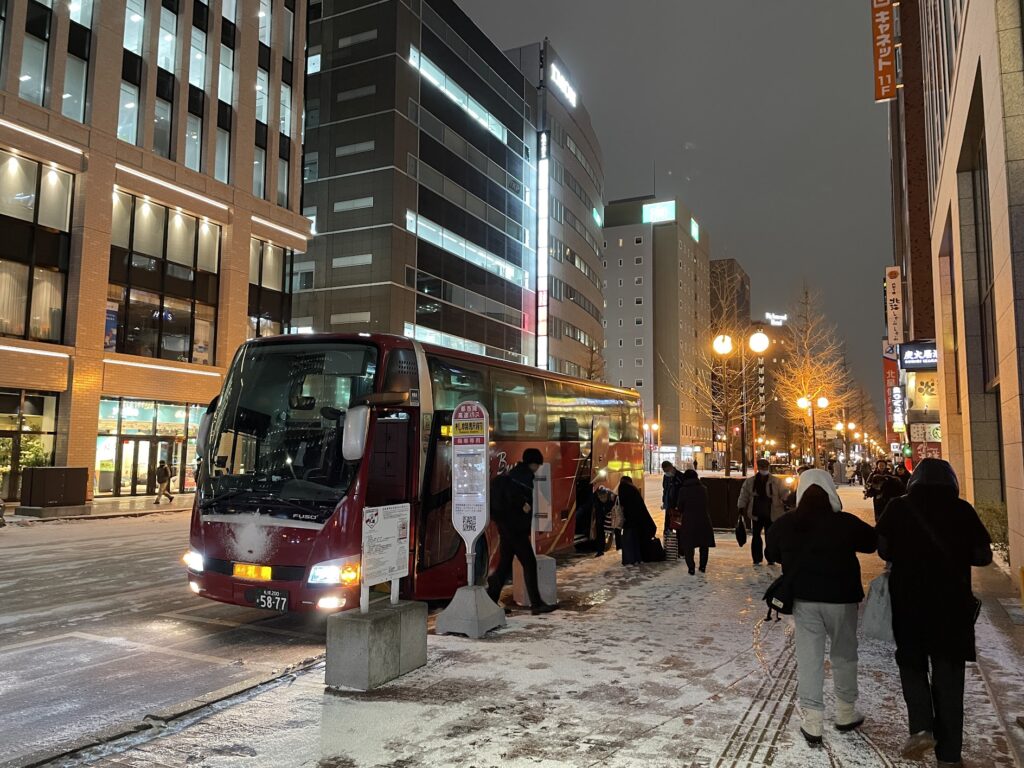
top-left (308, 556), bottom-right (360, 586)
top-left (183, 550), bottom-right (204, 572)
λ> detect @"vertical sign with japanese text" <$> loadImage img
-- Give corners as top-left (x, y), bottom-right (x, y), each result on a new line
top-left (885, 266), bottom-right (905, 344)
top-left (872, 0), bottom-right (898, 102)
top-left (452, 401), bottom-right (489, 552)
top-left (883, 345), bottom-right (900, 445)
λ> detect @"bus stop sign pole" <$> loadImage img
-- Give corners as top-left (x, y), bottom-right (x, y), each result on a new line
top-left (435, 401), bottom-right (506, 638)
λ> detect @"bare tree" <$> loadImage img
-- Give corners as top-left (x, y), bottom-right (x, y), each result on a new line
top-left (583, 345), bottom-right (606, 382)
top-left (773, 287), bottom-right (855, 463)
top-left (660, 266), bottom-right (757, 476)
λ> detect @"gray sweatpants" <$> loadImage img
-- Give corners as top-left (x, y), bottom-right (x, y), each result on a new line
top-left (793, 600), bottom-right (859, 711)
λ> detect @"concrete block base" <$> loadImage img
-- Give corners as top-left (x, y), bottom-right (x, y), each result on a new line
top-left (15, 505), bottom-right (92, 518)
top-left (513, 554), bottom-right (558, 607)
top-left (434, 585), bottom-right (506, 639)
top-left (325, 600), bottom-right (427, 691)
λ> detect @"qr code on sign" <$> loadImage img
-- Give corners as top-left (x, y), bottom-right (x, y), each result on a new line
top-left (462, 516), bottom-right (477, 532)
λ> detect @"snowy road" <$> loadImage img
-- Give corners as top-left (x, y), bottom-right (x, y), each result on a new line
top-left (48, 483), bottom-right (1023, 768)
top-left (0, 513), bottom-right (327, 768)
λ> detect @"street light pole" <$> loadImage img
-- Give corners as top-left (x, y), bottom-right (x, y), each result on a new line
top-left (739, 345), bottom-right (748, 477)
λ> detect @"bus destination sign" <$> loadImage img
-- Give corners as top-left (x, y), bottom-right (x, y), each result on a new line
top-left (452, 401), bottom-right (489, 552)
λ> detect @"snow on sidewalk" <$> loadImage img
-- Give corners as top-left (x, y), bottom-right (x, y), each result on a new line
top-left (90, 522), bottom-right (1018, 768)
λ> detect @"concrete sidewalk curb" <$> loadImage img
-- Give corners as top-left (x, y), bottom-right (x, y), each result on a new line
top-left (4, 506), bottom-right (192, 525)
top-left (4, 654), bottom-right (326, 768)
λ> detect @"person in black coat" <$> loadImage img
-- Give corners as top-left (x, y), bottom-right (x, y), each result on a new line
top-left (766, 469), bottom-right (877, 745)
top-left (486, 448), bottom-right (557, 614)
top-left (674, 469), bottom-right (715, 574)
top-left (592, 486), bottom-right (618, 554)
top-left (876, 458), bottom-right (992, 766)
top-left (865, 459), bottom-right (903, 522)
top-left (617, 476), bottom-right (656, 565)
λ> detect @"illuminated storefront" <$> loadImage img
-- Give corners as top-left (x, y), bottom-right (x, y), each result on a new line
top-left (95, 398), bottom-right (204, 497)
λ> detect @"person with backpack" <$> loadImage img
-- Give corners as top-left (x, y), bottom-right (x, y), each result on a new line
top-left (765, 469), bottom-right (877, 746)
top-left (876, 459), bottom-right (992, 766)
top-left (485, 448), bottom-right (557, 615)
top-left (154, 460), bottom-right (175, 504)
top-left (674, 469), bottom-right (715, 574)
top-left (737, 459), bottom-right (786, 565)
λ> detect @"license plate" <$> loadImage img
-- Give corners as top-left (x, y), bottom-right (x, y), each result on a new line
top-left (233, 562), bottom-right (272, 581)
top-left (251, 588), bottom-right (289, 612)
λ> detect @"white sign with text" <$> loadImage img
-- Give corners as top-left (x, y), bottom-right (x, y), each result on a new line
top-left (361, 503), bottom-right (411, 587)
top-left (452, 401), bottom-right (490, 551)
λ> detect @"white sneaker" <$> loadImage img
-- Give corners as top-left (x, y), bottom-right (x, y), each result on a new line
top-left (900, 731), bottom-right (936, 759)
top-left (800, 708), bottom-right (824, 746)
top-left (835, 700), bottom-right (866, 732)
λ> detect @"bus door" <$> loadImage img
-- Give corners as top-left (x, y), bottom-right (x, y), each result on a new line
top-left (413, 410), bottom-right (481, 598)
top-left (591, 417), bottom-right (610, 481)
top-left (364, 411), bottom-right (416, 594)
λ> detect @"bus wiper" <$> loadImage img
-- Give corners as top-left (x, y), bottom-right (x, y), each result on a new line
top-left (199, 487), bottom-right (255, 510)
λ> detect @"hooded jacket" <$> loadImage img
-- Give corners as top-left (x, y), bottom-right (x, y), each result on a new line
top-left (765, 471), bottom-right (877, 603)
top-left (674, 471), bottom-right (716, 550)
top-left (737, 471), bottom-right (787, 521)
top-left (877, 458), bottom-right (992, 662)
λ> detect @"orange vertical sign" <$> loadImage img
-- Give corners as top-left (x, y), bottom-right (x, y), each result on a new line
top-left (872, 0), bottom-right (897, 102)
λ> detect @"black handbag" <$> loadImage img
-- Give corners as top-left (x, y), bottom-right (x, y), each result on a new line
top-left (764, 573), bottom-right (796, 615)
top-left (735, 515), bottom-right (747, 547)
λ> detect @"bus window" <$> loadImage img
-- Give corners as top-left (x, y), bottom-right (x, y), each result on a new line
top-left (428, 356), bottom-right (487, 411)
top-left (493, 371), bottom-right (546, 439)
top-left (420, 411), bottom-right (462, 570)
top-left (623, 400), bottom-right (642, 442)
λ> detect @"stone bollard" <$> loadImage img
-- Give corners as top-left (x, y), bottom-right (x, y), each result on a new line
top-left (325, 600), bottom-right (427, 691)
top-left (512, 554), bottom-right (557, 606)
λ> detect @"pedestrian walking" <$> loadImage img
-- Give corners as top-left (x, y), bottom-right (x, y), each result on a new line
top-left (618, 476), bottom-right (657, 565)
top-left (866, 459), bottom-right (904, 522)
top-left (674, 469), bottom-right (715, 575)
top-left (876, 458), bottom-right (992, 766)
top-left (661, 461), bottom-right (683, 513)
top-left (765, 469), bottom-right (877, 745)
top-left (737, 459), bottom-right (786, 565)
top-left (154, 460), bottom-right (174, 504)
top-left (486, 448), bottom-right (557, 615)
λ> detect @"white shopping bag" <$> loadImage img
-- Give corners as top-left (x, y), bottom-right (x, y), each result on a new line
top-left (862, 571), bottom-right (895, 643)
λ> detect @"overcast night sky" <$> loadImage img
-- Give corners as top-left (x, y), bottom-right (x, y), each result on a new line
top-left (460, 0), bottom-right (893, 407)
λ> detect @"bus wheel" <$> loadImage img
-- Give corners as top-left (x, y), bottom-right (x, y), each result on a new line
top-left (473, 536), bottom-right (489, 586)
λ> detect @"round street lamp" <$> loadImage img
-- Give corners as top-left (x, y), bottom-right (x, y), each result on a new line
top-left (712, 334), bottom-right (734, 356)
top-left (797, 396), bottom-right (811, 410)
top-left (749, 330), bottom-right (770, 354)
top-left (848, 422), bottom-right (856, 431)
top-left (816, 396), bottom-right (829, 410)
top-left (835, 422), bottom-right (845, 432)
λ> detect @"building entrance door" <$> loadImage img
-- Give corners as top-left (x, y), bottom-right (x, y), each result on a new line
top-left (118, 438), bottom-right (179, 497)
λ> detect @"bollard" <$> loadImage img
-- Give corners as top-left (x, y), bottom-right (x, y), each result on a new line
top-left (325, 600), bottom-right (427, 691)
top-left (512, 554), bottom-right (557, 607)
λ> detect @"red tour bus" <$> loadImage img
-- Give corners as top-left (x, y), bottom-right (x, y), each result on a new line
top-left (184, 332), bottom-right (643, 612)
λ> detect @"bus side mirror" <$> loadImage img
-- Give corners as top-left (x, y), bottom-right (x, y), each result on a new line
top-left (342, 405), bottom-right (371, 461)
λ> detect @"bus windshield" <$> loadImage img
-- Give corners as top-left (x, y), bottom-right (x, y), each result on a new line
top-left (201, 341), bottom-right (378, 521)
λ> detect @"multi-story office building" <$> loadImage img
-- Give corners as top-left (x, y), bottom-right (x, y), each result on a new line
top-left (603, 196), bottom-right (711, 466)
top-left (901, 0), bottom-right (1022, 575)
top-left (298, 0), bottom-right (538, 365)
top-left (0, 0), bottom-right (309, 501)
top-left (505, 40), bottom-right (605, 377)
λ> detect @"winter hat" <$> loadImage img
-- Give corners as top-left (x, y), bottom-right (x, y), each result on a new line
top-left (522, 448), bottom-right (544, 466)
top-left (795, 469), bottom-right (843, 512)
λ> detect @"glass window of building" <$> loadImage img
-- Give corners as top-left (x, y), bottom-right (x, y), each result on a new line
top-left (253, 147), bottom-right (266, 198)
top-left (61, 55), bottom-right (88, 123)
top-left (214, 128), bottom-right (230, 183)
top-left (282, 7), bottom-right (294, 58)
top-left (123, 0), bottom-right (145, 53)
top-left (222, 0), bottom-right (236, 22)
top-left (69, 0), bottom-right (93, 26)
top-left (248, 237), bottom-right (290, 338)
top-left (153, 98), bottom-right (172, 157)
top-left (0, 3), bottom-right (6, 46)
top-left (218, 44), bottom-right (233, 104)
top-left (279, 82), bottom-right (292, 136)
top-left (277, 157), bottom-right (288, 207)
top-left (157, 8), bottom-right (176, 72)
top-left (0, 152), bottom-right (72, 343)
top-left (303, 152), bottom-right (318, 182)
top-left (107, 192), bottom-right (220, 364)
top-left (185, 114), bottom-right (202, 171)
top-left (255, 68), bottom-right (269, 123)
top-left (258, 0), bottom-right (271, 45)
top-left (19, 36), bottom-right (48, 106)
top-left (0, 390), bottom-right (59, 500)
top-left (118, 82), bottom-right (139, 144)
top-left (189, 27), bottom-right (206, 89)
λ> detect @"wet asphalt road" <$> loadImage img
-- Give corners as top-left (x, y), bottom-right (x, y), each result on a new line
top-left (0, 512), bottom-right (327, 768)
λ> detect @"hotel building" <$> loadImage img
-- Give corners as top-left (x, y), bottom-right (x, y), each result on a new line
top-left (0, 0), bottom-right (309, 500)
